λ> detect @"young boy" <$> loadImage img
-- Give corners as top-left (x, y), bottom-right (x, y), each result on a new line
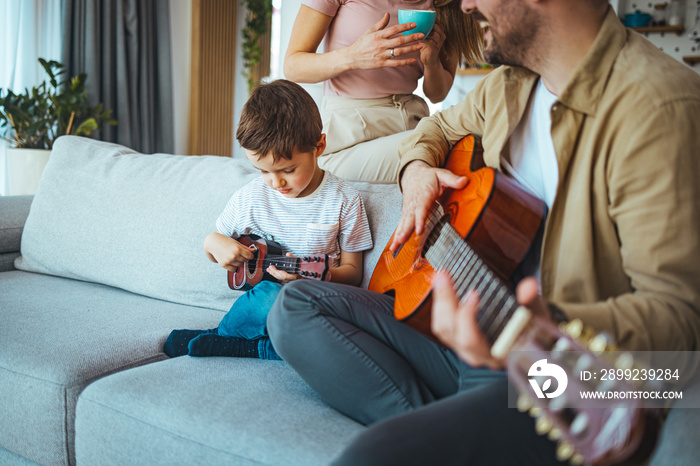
top-left (163, 79), bottom-right (373, 359)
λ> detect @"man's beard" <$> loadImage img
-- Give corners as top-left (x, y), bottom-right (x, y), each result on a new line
top-left (479, 6), bottom-right (539, 68)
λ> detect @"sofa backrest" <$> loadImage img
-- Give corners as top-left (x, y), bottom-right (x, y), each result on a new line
top-left (15, 136), bottom-right (403, 312)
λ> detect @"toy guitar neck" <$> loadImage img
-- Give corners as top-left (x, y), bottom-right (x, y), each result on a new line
top-left (227, 235), bottom-right (329, 291)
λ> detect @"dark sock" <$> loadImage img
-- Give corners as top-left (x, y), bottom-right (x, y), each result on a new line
top-left (163, 328), bottom-right (217, 357)
top-left (187, 334), bottom-right (261, 358)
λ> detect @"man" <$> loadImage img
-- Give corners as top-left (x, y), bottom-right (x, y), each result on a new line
top-left (268, 0), bottom-right (700, 464)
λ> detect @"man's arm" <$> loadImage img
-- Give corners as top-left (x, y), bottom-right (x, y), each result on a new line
top-left (390, 80), bottom-right (491, 252)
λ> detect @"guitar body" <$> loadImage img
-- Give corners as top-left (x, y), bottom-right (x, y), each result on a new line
top-left (369, 135), bottom-right (660, 465)
top-left (227, 235), bottom-right (329, 291)
top-left (228, 236), bottom-right (281, 291)
top-left (369, 135), bottom-right (546, 336)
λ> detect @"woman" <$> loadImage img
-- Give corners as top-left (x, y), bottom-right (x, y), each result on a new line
top-left (284, 0), bottom-right (482, 183)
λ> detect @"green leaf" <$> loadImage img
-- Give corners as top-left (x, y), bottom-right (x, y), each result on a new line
top-left (72, 118), bottom-right (98, 136)
top-left (0, 57), bottom-right (117, 147)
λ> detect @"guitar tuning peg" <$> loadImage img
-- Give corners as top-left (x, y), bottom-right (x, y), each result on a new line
top-left (562, 319), bottom-right (583, 339)
top-left (570, 453), bottom-right (585, 466)
top-left (589, 333), bottom-right (609, 353)
top-left (614, 352), bottom-right (634, 370)
top-left (548, 427), bottom-right (562, 441)
top-left (516, 394), bottom-right (532, 413)
top-left (528, 406), bottom-right (542, 418)
top-left (556, 441), bottom-right (575, 462)
top-left (535, 416), bottom-right (553, 436)
top-left (570, 412), bottom-right (590, 438)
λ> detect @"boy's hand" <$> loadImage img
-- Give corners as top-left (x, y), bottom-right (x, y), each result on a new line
top-left (203, 233), bottom-right (256, 271)
top-left (266, 252), bottom-right (301, 283)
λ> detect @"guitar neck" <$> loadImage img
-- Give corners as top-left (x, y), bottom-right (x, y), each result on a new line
top-left (261, 255), bottom-right (301, 274)
top-left (424, 212), bottom-right (520, 345)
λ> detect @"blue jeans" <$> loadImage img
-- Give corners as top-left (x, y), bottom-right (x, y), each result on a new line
top-left (218, 280), bottom-right (282, 360)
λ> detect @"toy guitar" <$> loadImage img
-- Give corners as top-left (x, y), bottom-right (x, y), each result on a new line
top-left (227, 235), bottom-right (329, 291)
top-left (369, 135), bottom-right (659, 465)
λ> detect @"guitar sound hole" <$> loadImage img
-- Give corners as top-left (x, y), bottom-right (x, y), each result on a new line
top-left (247, 249), bottom-right (259, 275)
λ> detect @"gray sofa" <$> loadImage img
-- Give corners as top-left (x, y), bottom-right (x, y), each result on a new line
top-left (0, 136), bottom-right (696, 466)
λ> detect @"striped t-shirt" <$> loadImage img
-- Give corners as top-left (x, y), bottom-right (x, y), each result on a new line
top-left (216, 171), bottom-right (373, 267)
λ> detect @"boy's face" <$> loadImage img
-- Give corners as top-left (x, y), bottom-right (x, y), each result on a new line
top-left (244, 135), bottom-right (326, 199)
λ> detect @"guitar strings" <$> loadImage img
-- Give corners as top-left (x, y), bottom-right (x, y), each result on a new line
top-left (250, 255), bottom-right (328, 274)
top-left (426, 220), bottom-right (519, 342)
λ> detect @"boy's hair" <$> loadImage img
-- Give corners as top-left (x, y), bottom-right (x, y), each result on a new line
top-left (236, 79), bottom-right (322, 162)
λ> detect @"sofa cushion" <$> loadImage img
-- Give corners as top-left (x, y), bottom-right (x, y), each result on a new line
top-left (15, 136), bottom-right (403, 312)
top-left (16, 136), bottom-right (256, 312)
top-left (0, 195), bottom-right (32, 254)
top-left (345, 182), bottom-right (402, 288)
top-left (76, 357), bottom-right (364, 466)
top-left (0, 270), bottom-right (224, 466)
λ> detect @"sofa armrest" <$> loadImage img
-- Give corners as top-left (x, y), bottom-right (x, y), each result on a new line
top-left (0, 195), bottom-right (33, 271)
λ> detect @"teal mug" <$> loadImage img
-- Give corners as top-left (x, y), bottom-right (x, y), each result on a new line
top-left (397, 9), bottom-right (436, 40)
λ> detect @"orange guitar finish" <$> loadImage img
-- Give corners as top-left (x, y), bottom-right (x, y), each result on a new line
top-left (368, 135), bottom-right (546, 336)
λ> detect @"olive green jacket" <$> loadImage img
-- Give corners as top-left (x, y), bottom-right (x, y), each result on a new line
top-left (398, 8), bottom-right (700, 351)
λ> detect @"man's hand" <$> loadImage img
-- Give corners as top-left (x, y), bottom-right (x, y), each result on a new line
top-left (430, 272), bottom-right (549, 370)
top-left (390, 161), bottom-right (468, 252)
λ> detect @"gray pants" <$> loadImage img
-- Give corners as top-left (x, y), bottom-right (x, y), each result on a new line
top-left (267, 279), bottom-right (503, 424)
top-left (267, 280), bottom-right (564, 465)
top-left (269, 280), bottom-right (698, 465)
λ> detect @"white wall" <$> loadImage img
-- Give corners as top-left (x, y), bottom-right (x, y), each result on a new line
top-left (275, 0), bottom-right (324, 105)
top-left (618, 0), bottom-right (700, 73)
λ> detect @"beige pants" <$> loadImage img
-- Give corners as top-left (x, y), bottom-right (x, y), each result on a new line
top-left (319, 94), bottom-right (430, 184)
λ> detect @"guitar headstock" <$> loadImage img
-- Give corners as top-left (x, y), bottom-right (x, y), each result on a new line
top-left (295, 254), bottom-right (330, 281)
top-left (507, 318), bottom-right (660, 465)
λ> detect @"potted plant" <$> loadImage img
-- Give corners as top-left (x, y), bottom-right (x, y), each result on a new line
top-left (241, 0), bottom-right (272, 92)
top-left (0, 58), bottom-right (117, 195)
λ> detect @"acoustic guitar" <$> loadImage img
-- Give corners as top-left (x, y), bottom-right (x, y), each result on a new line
top-left (369, 135), bottom-right (659, 465)
top-left (227, 235), bottom-right (329, 290)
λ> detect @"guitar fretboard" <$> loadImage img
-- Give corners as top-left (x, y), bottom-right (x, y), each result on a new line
top-left (259, 255), bottom-right (302, 274)
top-left (423, 205), bottom-right (520, 343)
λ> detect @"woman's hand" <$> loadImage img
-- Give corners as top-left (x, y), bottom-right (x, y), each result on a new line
top-left (345, 12), bottom-right (425, 70)
top-left (420, 19), bottom-right (458, 103)
top-left (419, 21), bottom-right (447, 69)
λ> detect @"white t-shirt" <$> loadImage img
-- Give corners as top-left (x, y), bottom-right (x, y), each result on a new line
top-left (502, 78), bottom-right (559, 281)
top-left (503, 78), bottom-right (559, 209)
top-left (216, 171), bottom-right (373, 267)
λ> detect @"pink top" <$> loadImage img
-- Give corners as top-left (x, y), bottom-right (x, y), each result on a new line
top-left (302, 0), bottom-right (433, 98)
